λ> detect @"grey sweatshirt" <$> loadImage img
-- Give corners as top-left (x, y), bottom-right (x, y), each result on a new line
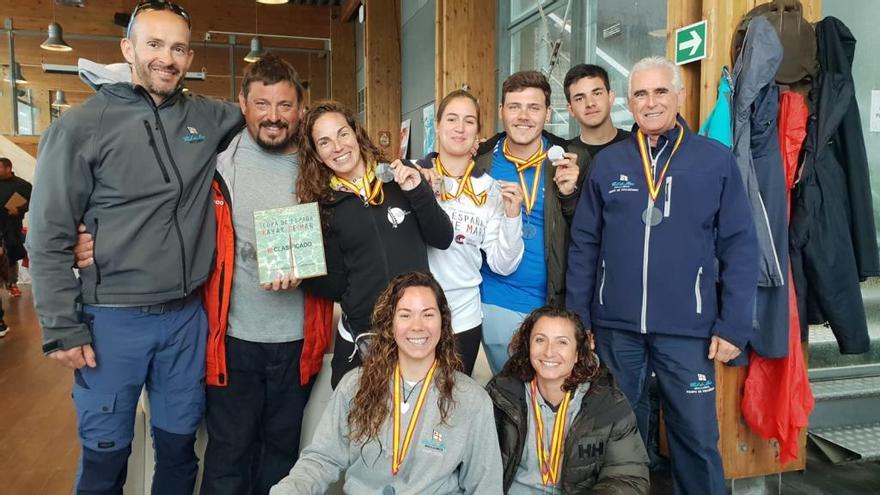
top-left (27, 82), bottom-right (243, 353)
top-left (270, 369), bottom-right (504, 495)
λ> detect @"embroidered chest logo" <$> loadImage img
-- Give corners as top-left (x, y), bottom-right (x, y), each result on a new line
top-left (183, 126), bottom-right (206, 144)
top-left (609, 174), bottom-right (638, 194)
top-left (387, 207), bottom-right (412, 228)
top-left (686, 373), bottom-right (715, 394)
top-left (421, 429), bottom-right (446, 453)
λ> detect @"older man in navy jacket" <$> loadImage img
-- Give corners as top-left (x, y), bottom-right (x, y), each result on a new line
top-left (566, 56), bottom-right (758, 495)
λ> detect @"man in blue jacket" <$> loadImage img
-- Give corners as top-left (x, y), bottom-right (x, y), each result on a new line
top-left (566, 56), bottom-right (758, 495)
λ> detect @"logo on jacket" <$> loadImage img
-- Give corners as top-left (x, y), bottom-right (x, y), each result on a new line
top-left (421, 429), bottom-right (446, 453)
top-left (686, 373), bottom-right (715, 394)
top-left (183, 126), bottom-right (206, 143)
top-left (609, 175), bottom-right (638, 194)
top-left (578, 440), bottom-right (605, 459)
top-left (387, 207), bottom-right (411, 228)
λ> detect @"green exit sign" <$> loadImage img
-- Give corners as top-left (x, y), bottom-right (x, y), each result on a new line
top-left (675, 20), bottom-right (707, 65)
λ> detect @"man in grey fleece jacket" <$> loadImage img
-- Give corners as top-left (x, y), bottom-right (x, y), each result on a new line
top-left (26, 4), bottom-right (242, 494)
top-left (270, 370), bottom-right (503, 494)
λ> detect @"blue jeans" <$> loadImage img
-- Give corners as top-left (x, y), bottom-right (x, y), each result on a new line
top-left (480, 303), bottom-right (527, 375)
top-left (73, 296), bottom-right (207, 495)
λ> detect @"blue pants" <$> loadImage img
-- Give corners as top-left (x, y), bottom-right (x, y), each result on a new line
top-left (73, 297), bottom-right (207, 495)
top-left (480, 303), bottom-right (527, 375)
top-left (595, 328), bottom-right (725, 495)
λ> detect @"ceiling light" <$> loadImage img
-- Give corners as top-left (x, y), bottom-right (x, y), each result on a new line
top-left (244, 37), bottom-right (266, 63)
top-left (41, 22), bottom-right (73, 51)
top-left (51, 90), bottom-right (70, 108)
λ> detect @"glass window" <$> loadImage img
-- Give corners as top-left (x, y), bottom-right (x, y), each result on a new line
top-left (586, 0), bottom-right (667, 131)
top-left (509, 3), bottom-right (573, 137)
top-left (510, 0), bottom-right (540, 21)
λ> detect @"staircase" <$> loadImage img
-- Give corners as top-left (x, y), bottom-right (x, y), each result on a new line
top-left (807, 284), bottom-right (880, 464)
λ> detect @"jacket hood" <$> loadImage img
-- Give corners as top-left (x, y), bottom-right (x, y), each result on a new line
top-left (732, 16), bottom-right (783, 115)
top-left (78, 58), bottom-right (131, 91)
top-left (818, 16), bottom-right (856, 71)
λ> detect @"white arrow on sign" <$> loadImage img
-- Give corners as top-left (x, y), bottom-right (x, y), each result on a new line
top-left (681, 30), bottom-right (702, 56)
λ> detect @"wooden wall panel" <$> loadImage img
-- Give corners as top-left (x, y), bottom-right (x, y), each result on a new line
top-left (666, 0), bottom-right (702, 129)
top-left (699, 0), bottom-right (821, 480)
top-left (435, 0), bottom-right (496, 137)
top-left (329, 6), bottom-right (356, 110)
top-left (363, 0), bottom-right (401, 156)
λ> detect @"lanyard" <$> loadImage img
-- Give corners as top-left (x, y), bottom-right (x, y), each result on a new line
top-left (502, 139), bottom-right (546, 215)
top-left (329, 162), bottom-right (385, 206)
top-left (435, 158), bottom-right (487, 206)
top-left (392, 360), bottom-right (437, 475)
top-left (636, 123), bottom-right (684, 201)
top-left (530, 380), bottom-right (571, 486)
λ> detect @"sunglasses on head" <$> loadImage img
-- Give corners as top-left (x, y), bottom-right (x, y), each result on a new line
top-left (126, 0), bottom-right (192, 38)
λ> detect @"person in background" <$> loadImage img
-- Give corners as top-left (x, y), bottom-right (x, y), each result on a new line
top-left (563, 64), bottom-right (631, 163)
top-left (418, 89), bottom-right (524, 375)
top-left (487, 306), bottom-right (649, 494)
top-left (296, 100), bottom-right (453, 388)
top-left (271, 271), bottom-right (503, 494)
top-left (0, 157), bottom-right (32, 298)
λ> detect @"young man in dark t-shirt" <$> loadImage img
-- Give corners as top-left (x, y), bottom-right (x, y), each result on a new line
top-left (563, 64), bottom-right (630, 162)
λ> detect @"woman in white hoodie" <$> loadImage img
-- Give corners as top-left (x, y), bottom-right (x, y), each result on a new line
top-left (420, 90), bottom-right (525, 375)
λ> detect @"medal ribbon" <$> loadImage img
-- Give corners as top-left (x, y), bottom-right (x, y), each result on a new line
top-left (637, 122), bottom-right (684, 202)
top-left (392, 360), bottom-right (438, 476)
top-left (530, 380), bottom-right (571, 486)
top-left (329, 162), bottom-right (385, 206)
top-left (502, 139), bottom-right (546, 215)
top-left (434, 158), bottom-right (487, 206)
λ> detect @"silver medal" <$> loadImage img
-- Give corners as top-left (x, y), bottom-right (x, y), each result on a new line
top-left (522, 222), bottom-right (538, 240)
top-left (641, 207), bottom-right (663, 226)
top-left (375, 162), bottom-right (395, 183)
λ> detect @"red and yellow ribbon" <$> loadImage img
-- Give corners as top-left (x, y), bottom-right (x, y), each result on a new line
top-left (530, 380), bottom-right (571, 486)
top-left (636, 123), bottom-right (684, 201)
top-left (392, 360), bottom-right (437, 476)
top-left (502, 139), bottom-right (546, 215)
top-left (329, 162), bottom-right (385, 206)
top-left (435, 158), bottom-right (487, 206)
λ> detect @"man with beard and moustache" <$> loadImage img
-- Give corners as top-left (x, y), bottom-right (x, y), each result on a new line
top-left (199, 53), bottom-right (333, 495)
top-left (27, 3), bottom-right (244, 493)
top-left (472, 71), bottom-right (589, 373)
top-left (563, 64), bottom-right (631, 164)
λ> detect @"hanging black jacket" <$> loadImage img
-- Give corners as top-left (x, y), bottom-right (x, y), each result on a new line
top-left (487, 372), bottom-right (649, 494)
top-left (790, 16), bottom-right (879, 354)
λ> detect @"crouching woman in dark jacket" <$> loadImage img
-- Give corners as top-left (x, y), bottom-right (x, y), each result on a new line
top-left (486, 306), bottom-right (649, 494)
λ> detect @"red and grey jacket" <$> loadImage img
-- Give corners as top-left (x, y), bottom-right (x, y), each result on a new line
top-left (203, 168), bottom-right (334, 387)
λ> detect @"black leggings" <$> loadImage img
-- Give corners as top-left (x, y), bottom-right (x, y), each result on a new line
top-left (453, 324), bottom-right (482, 376)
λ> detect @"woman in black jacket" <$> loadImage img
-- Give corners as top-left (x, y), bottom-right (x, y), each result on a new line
top-left (486, 306), bottom-right (649, 494)
top-left (297, 100), bottom-right (453, 388)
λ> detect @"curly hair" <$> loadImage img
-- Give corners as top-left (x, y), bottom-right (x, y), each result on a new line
top-left (348, 272), bottom-right (462, 443)
top-left (500, 306), bottom-right (602, 391)
top-left (296, 100), bottom-right (386, 206)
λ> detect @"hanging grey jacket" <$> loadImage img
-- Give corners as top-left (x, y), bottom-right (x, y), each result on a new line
top-left (28, 82), bottom-right (243, 354)
top-left (731, 16), bottom-right (790, 358)
top-left (731, 16), bottom-right (785, 289)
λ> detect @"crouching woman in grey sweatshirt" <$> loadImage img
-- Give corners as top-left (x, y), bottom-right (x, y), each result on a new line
top-left (271, 272), bottom-right (503, 495)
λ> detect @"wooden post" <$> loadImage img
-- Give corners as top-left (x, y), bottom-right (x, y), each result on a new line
top-left (666, 0), bottom-right (703, 129)
top-left (698, 0), bottom-right (821, 479)
top-left (330, 6), bottom-right (357, 110)
top-left (363, 0), bottom-right (402, 157)
top-left (435, 0), bottom-right (496, 136)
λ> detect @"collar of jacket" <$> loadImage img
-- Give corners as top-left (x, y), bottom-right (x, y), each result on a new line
top-left (629, 114), bottom-right (693, 146)
top-left (475, 129), bottom-right (569, 158)
top-left (101, 81), bottom-right (184, 109)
